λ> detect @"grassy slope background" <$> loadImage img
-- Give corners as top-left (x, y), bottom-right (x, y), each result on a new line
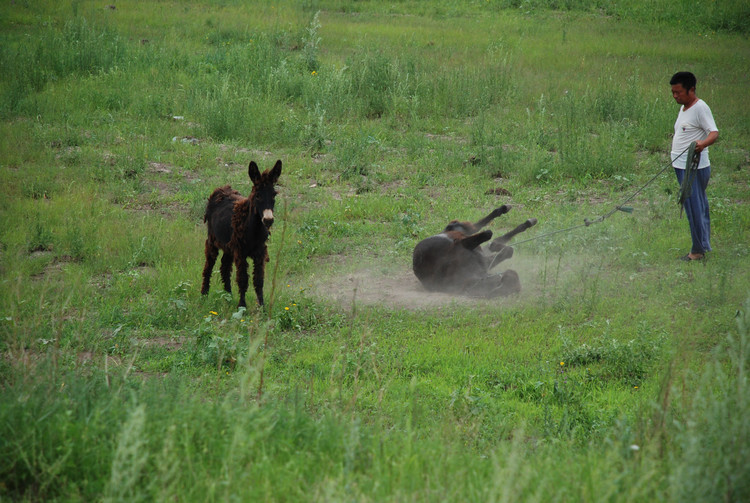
top-left (1, 1), bottom-right (749, 501)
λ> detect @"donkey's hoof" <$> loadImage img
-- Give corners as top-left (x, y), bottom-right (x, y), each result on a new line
top-left (492, 245), bottom-right (514, 262)
top-left (526, 218), bottom-right (538, 227)
top-left (489, 241), bottom-right (514, 255)
top-left (494, 269), bottom-right (520, 296)
top-left (497, 205), bottom-right (512, 215)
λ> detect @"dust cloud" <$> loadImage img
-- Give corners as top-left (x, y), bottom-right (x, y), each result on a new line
top-left (310, 252), bottom-right (571, 311)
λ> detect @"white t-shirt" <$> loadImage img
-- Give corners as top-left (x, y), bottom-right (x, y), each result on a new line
top-left (671, 99), bottom-right (718, 169)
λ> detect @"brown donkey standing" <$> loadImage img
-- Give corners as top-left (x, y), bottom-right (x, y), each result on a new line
top-left (201, 160), bottom-right (282, 307)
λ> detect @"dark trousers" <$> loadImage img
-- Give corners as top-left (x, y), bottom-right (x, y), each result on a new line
top-left (675, 166), bottom-right (712, 254)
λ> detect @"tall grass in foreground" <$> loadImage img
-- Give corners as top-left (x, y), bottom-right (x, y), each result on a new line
top-left (1, 298), bottom-right (748, 501)
top-left (668, 297), bottom-right (750, 501)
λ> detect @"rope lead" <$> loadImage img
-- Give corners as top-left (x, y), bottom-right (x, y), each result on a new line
top-left (678, 141), bottom-right (701, 216)
top-left (512, 145), bottom-right (692, 247)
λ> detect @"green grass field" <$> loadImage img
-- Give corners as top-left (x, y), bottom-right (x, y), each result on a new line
top-left (1, 1), bottom-right (749, 501)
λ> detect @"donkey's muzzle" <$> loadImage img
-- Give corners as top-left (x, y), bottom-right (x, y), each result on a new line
top-left (262, 209), bottom-right (275, 228)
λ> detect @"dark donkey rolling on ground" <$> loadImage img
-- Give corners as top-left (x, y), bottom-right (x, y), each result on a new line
top-left (201, 160), bottom-right (282, 307)
top-left (412, 205), bottom-right (537, 298)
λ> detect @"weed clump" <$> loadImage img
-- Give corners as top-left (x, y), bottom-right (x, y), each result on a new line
top-left (560, 332), bottom-right (666, 385)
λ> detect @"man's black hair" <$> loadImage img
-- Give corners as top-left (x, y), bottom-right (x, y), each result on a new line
top-left (670, 71), bottom-right (697, 91)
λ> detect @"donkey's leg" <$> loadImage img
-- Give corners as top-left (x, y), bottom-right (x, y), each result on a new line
top-left (465, 274), bottom-right (504, 298)
top-left (234, 253), bottom-right (250, 308)
top-left (487, 245), bottom-right (514, 270)
top-left (458, 230), bottom-right (493, 251)
top-left (251, 253), bottom-right (266, 307)
top-left (219, 252), bottom-right (233, 293)
top-left (468, 270), bottom-right (521, 298)
top-left (489, 218), bottom-right (538, 251)
top-left (472, 205), bottom-right (512, 230)
top-left (201, 239), bottom-right (219, 295)
top-left (492, 269), bottom-right (521, 296)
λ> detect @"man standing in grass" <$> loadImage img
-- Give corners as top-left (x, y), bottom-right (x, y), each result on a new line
top-left (670, 71), bottom-right (719, 262)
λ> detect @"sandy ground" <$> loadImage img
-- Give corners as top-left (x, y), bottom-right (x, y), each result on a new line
top-left (309, 251), bottom-right (569, 311)
top-left (316, 266), bottom-right (473, 310)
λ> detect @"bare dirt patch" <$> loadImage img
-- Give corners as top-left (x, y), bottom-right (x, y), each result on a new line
top-left (30, 254), bottom-right (78, 281)
top-left (318, 267), bottom-right (473, 310)
top-left (148, 162), bottom-right (173, 174)
top-left (141, 335), bottom-right (186, 351)
top-left (309, 252), bottom-right (562, 311)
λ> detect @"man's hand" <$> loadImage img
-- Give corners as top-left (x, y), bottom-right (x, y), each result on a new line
top-left (695, 131), bottom-right (719, 153)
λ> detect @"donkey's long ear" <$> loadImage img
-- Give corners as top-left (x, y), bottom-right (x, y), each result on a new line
top-left (248, 161), bottom-right (261, 184)
top-left (269, 159), bottom-right (282, 182)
